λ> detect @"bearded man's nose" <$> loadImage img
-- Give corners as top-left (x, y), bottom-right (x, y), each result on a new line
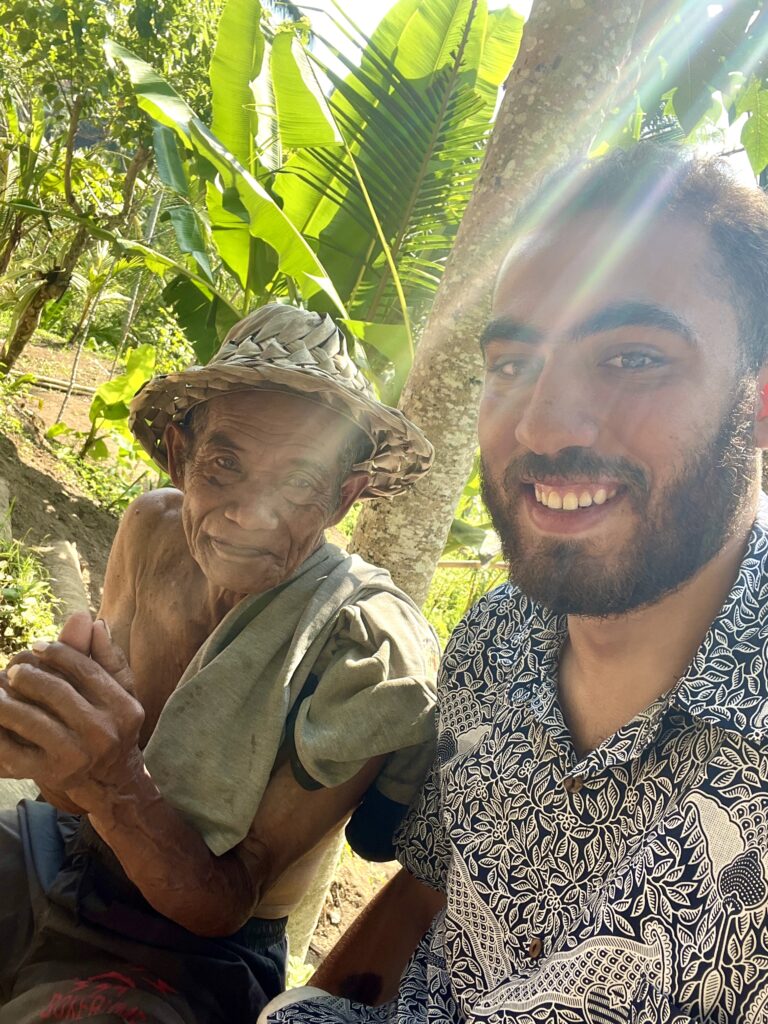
top-left (514, 368), bottom-right (600, 456)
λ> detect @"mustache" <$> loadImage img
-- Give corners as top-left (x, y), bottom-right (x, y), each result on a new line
top-left (498, 448), bottom-right (649, 495)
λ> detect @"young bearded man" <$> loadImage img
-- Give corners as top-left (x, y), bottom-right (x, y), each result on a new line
top-left (0, 305), bottom-right (439, 1024)
top-left (261, 147), bottom-right (768, 1024)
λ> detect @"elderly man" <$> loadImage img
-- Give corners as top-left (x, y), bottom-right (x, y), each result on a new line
top-left (0, 304), bottom-right (439, 1024)
top-left (263, 146), bottom-right (768, 1024)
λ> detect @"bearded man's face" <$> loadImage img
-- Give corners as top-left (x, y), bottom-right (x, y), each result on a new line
top-left (478, 212), bottom-right (760, 617)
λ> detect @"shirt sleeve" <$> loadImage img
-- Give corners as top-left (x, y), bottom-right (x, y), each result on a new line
top-left (290, 588), bottom-right (439, 803)
top-left (394, 753), bottom-right (449, 892)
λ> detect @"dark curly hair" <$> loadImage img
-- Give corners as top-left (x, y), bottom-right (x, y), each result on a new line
top-left (506, 144), bottom-right (768, 370)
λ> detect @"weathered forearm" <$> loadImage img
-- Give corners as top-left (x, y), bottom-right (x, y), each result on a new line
top-left (36, 783), bottom-right (85, 815)
top-left (312, 868), bottom-right (445, 1005)
top-left (85, 765), bottom-right (262, 937)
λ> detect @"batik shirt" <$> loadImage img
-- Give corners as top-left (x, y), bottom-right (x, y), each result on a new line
top-left (268, 512), bottom-right (768, 1024)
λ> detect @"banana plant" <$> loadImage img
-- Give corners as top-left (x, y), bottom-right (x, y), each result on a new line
top-left (105, 7), bottom-right (346, 330)
top-left (0, 91), bottom-right (58, 275)
top-left (275, 0), bottom-right (523, 401)
top-left (104, 0), bottom-right (522, 392)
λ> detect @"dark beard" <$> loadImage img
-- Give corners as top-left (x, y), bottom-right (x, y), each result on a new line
top-left (481, 388), bottom-right (757, 617)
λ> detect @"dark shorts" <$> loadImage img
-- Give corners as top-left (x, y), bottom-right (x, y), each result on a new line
top-left (0, 802), bottom-right (287, 1023)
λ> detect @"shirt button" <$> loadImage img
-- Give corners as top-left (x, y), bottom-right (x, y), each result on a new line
top-left (527, 936), bottom-right (543, 960)
top-left (563, 775), bottom-right (584, 794)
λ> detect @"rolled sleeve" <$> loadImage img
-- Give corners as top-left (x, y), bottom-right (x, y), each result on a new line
top-left (290, 589), bottom-right (439, 800)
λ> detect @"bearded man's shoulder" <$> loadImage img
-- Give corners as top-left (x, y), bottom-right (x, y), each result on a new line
top-left (442, 580), bottom-right (537, 662)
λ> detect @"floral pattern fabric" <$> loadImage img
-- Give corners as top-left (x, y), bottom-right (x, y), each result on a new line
top-left (270, 514), bottom-right (768, 1024)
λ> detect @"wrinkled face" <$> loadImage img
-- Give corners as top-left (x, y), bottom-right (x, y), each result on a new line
top-left (479, 212), bottom-right (760, 617)
top-left (168, 390), bottom-right (367, 596)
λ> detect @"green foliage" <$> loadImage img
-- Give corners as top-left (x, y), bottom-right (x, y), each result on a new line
top-left (286, 955), bottom-right (314, 988)
top-left (738, 76), bottom-right (768, 175)
top-left (57, 442), bottom-right (160, 511)
top-left (105, 0), bottom-right (521, 404)
top-left (0, 539), bottom-right (58, 655)
top-left (597, 2), bottom-right (768, 175)
top-left (274, 1), bottom-right (522, 397)
top-left (424, 564), bottom-right (506, 645)
top-left (89, 343), bottom-right (157, 426)
top-left (106, 34), bottom-right (345, 315)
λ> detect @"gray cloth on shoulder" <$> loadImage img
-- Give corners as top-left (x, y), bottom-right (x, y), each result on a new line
top-left (143, 542), bottom-right (438, 856)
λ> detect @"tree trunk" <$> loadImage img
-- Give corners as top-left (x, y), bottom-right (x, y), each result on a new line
top-left (350, 0), bottom-right (649, 605)
top-left (0, 225), bottom-right (90, 372)
top-left (0, 212), bottom-right (25, 277)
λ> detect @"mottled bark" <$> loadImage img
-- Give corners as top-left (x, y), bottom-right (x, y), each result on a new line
top-left (0, 225), bottom-right (90, 372)
top-left (0, 142), bottom-right (150, 373)
top-left (0, 212), bottom-right (25, 276)
top-left (351, 0), bottom-right (650, 605)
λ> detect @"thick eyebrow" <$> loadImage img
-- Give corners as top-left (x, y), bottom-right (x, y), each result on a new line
top-left (480, 300), bottom-right (699, 351)
top-left (570, 301), bottom-right (699, 347)
top-left (480, 318), bottom-right (540, 348)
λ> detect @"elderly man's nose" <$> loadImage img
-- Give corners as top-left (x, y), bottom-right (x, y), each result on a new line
top-left (224, 490), bottom-right (280, 530)
top-left (514, 369), bottom-right (598, 455)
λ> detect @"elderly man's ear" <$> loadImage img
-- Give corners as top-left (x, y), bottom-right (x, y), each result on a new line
top-left (165, 423), bottom-right (188, 490)
top-left (328, 472), bottom-right (371, 527)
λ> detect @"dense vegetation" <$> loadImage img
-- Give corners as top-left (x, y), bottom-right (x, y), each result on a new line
top-left (1, 0), bottom-right (767, 637)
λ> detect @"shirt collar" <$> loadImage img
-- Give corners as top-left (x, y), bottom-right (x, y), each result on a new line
top-left (672, 506), bottom-right (768, 742)
top-left (506, 505), bottom-right (768, 745)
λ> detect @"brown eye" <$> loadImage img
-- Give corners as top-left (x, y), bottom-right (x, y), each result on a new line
top-left (603, 351), bottom-right (664, 370)
top-left (282, 476), bottom-right (318, 504)
top-left (214, 456), bottom-right (238, 472)
top-left (284, 476), bottom-right (312, 492)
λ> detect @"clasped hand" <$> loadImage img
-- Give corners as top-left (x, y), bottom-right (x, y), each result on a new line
top-left (0, 612), bottom-right (145, 812)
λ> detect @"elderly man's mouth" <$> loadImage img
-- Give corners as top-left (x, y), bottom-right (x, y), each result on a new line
top-left (209, 538), bottom-right (273, 558)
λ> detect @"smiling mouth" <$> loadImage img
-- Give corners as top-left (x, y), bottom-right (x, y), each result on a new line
top-left (528, 482), bottom-right (620, 511)
top-left (209, 538), bottom-right (272, 557)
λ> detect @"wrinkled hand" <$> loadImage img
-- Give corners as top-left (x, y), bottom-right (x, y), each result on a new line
top-left (0, 613), bottom-right (145, 812)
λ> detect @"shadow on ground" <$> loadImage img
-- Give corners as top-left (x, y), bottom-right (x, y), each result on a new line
top-left (0, 430), bottom-right (117, 605)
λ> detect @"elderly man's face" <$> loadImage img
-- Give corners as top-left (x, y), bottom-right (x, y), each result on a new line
top-left (479, 212), bottom-right (760, 616)
top-left (167, 391), bottom-right (367, 596)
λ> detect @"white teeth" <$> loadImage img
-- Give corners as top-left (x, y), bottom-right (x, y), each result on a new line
top-left (533, 484), bottom-right (617, 510)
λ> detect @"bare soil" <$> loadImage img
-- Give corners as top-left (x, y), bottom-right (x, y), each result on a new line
top-left (15, 338), bottom-right (111, 436)
top-left (310, 853), bottom-right (398, 964)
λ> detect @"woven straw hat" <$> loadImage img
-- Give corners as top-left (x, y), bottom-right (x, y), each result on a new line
top-left (129, 303), bottom-right (434, 498)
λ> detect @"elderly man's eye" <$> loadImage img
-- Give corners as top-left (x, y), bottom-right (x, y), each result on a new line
top-left (282, 476), bottom-right (320, 504)
top-left (213, 455), bottom-right (239, 472)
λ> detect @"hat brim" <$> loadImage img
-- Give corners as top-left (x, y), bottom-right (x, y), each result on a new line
top-left (129, 362), bottom-right (434, 499)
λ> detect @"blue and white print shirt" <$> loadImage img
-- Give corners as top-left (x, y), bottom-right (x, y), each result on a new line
top-left (272, 514), bottom-right (768, 1024)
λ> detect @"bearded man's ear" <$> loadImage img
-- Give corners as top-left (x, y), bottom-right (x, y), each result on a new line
top-left (164, 423), bottom-right (188, 489)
